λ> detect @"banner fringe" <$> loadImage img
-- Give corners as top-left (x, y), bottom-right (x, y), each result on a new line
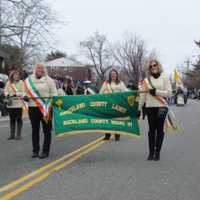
top-left (56, 130), bottom-right (140, 139)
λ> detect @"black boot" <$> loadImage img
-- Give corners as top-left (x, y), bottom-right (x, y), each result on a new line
top-left (154, 151), bottom-right (160, 161)
top-left (154, 131), bottom-right (165, 161)
top-left (147, 153), bottom-right (154, 161)
top-left (16, 123), bottom-right (22, 140)
top-left (39, 153), bottom-right (49, 159)
top-left (104, 133), bottom-right (111, 140)
top-left (7, 136), bottom-right (15, 140)
top-left (147, 131), bottom-right (156, 161)
top-left (115, 134), bottom-right (120, 141)
top-left (31, 152), bottom-right (39, 158)
top-left (7, 123), bottom-right (15, 140)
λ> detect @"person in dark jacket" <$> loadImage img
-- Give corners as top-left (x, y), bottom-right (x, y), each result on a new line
top-left (63, 79), bottom-right (74, 95)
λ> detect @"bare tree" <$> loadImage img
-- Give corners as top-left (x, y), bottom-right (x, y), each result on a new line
top-left (0, 0), bottom-right (58, 67)
top-left (112, 35), bottom-right (147, 87)
top-left (0, 0), bottom-right (26, 40)
top-left (183, 41), bottom-right (200, 89)
top-left (80, 32), bottom-right (115, 82)
top-left (45, 51), bottom-right (67, 62)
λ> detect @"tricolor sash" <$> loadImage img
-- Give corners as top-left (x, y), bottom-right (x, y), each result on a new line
top-left (9, 81), bottom-right (29, 112)
top-left (143, 78), bottom-right (179, 132)
top-left (24, 77), bottom-right (52, 118)
top-left (101, 81), bottom-right (113, 93)
top-left (143, 79), bottom-right (167, 106)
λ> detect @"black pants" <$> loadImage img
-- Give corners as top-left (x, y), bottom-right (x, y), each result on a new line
top-left (104, 133), bottom-right (120, 140)
top-left (146, 107), bottom-right (168, 155)
top-left (8, 108), bottom-right (23, 138)
top-left (142, 103), bottom-right (146, 119)
top-left (28, 107), bottom-right (52, 155)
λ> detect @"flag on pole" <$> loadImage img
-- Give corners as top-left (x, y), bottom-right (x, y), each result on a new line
top-left (173, 69), bottom-right (184, 89)
top-left (173, 69), bottom-right (181, 82)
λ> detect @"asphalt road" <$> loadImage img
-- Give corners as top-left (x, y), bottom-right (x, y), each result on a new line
top-left (0, 100), bottom-right (200, 200)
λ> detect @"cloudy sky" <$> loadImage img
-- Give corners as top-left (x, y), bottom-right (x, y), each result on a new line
top-left (49, 0), bottom-right (200, 74)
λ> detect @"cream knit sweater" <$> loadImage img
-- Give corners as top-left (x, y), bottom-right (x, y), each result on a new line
top-left (25, 74), bottom-right (58, 107)
top-left (4, 80), bottom-right (25, 108)
top-left (100, 81), bottom-right (128, 93)
top-left (139, 73), bottom-right (172, 110)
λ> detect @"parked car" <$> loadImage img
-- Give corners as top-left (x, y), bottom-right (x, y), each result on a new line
top-left (0, 73), bottom-right (8, 83)
top-left (0, 74), bottom-right (8, 116)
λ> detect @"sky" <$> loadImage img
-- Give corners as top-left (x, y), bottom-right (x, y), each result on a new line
top-left (48, 0), bottom-right (200, 74)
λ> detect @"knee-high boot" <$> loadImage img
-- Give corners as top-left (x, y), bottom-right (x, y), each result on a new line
top-left (148, 131), bottom-right (156, 160)
top-left (8, 123), bottom-right (16, 140)
top-left (16, 122), bottom-right (22, 140)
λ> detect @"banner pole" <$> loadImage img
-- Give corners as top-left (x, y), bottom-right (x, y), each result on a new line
top-left (5, 91), bottom-right (148, 101)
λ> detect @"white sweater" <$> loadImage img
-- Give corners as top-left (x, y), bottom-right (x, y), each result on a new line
top-left (4, 80), bottom-right (25, 108)
top-left (139, 73), bottom-right (172, 110)
top-left (25, 74), bottom-right (58, 107)
top-left (100, 81), bottom-right (128, 93)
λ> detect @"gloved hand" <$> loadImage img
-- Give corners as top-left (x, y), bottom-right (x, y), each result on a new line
top-left (23, 96), bottom-right (29, 102)
top-left (149, 88), bottom-right (156, 96)
top-left (136, 110), bottom-right (141, 118)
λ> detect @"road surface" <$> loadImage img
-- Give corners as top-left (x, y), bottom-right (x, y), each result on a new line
top-left (0, 100), bottom-right (199, 200)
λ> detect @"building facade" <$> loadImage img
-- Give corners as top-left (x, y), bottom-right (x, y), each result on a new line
top-left (45, 57), bottom-right (94, 82)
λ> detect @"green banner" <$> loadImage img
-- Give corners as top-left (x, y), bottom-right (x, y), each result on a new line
top-left (52, 91), bottom-right (140, 138)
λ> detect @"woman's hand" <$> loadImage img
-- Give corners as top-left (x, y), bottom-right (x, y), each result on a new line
top-left (23, 96), bottom-right (29, 102)
top-left (136, 110), bottom-right (141, 118)
top-left (149, 88), bottom-right (156, 96)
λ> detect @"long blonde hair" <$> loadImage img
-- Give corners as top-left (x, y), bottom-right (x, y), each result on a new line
top-left (147, 59), bottom-right (163, 75)
top-left (33, 63), bottom-right (48, 77)
top-left (9, 69), bottom-right (21, 83)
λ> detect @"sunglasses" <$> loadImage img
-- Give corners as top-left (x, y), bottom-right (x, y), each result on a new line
top-left (150, 64), bottom-right (157, 68)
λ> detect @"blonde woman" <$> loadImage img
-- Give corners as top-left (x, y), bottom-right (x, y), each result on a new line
top-left (138, 60), bottom-right (172, 161)
top-left (100, 69), bottom-right (128, 141)
top-left (24, 64), bottom-right (58, 159)
top-left (4, 70), bottom-right (25, 140)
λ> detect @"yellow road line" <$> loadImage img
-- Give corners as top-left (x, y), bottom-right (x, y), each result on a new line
top-left (0, 140), bottom-right (105, 200)
top-left (0, 137), bottom-right (104, 193)
top-left (53, 141), bottom-right (105, 172)
top-left (0, 173), bottom-right (51, 200)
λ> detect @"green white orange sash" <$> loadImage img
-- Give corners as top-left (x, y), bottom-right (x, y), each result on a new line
top-left (101, 81), bottom-right (113, 93)
top-left (9, 81), bottom-right (29, 112)
top-left (143, 79), bottom-right (167, 106)
top-left (24, 77), bottom-right (52, 118)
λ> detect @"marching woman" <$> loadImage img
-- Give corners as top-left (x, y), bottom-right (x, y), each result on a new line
top-left (100, 68), bottom-right (128, 141)
top-left (24, 64), bottom-right (58, 159)
top-left (4, 70), bottom-right (25, 140)
top-left (63, 78), bottom-right (74, 95)
top-left (138, 60), bottom-right (172, 161)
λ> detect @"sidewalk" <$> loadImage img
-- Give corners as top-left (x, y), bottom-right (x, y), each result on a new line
top-left (0, 115), bottom-right (9, 122)
top-left (0, 113), bottom-right (29, 122)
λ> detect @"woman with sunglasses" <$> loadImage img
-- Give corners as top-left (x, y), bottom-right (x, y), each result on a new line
top-left (138, 60), bottom-right (172, 161)
top-left (100, 68), bottom-right (128, 141)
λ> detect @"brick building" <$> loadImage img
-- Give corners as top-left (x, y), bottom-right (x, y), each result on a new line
top-left (45, 57), bottom-right (94, 82)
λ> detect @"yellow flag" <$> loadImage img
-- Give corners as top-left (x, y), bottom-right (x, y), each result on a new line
top-left (173, 70), bottom-right (181, 82)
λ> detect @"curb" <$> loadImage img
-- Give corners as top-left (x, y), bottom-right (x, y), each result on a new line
top-left (0, 117), bottom-right (9, 122)
top-left (0, 116), bottom-right (29, 122)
